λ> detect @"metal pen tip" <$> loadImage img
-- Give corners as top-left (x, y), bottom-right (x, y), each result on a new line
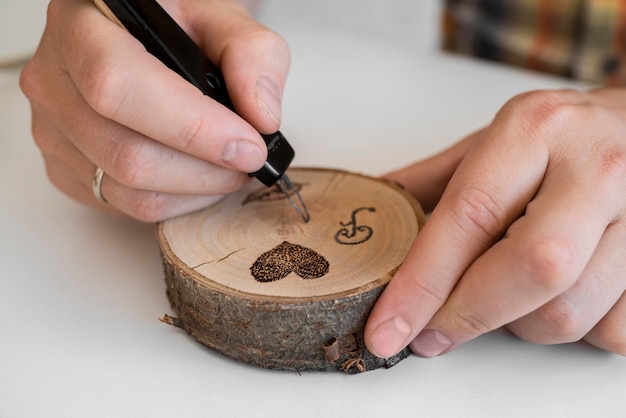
top-left (275, 175), bottom-right (310, 223)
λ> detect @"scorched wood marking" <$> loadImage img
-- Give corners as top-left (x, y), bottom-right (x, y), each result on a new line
top-left (250, 241), bottom-right (329, 282)
top-left (334, 207), bottom-right (376, 245)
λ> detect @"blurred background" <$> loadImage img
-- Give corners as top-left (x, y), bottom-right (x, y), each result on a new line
top-left (0, 0), bottom-right (441, 68)
top-left (0, 0), bottom-right (49, 68)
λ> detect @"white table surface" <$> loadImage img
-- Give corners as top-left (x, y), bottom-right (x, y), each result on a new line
top-left (2, 1), bottom-right (626, 417)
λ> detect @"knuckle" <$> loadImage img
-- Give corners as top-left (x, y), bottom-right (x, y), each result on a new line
top-left (128, 192), bottom-right (169, 223)
top-left (449, 185), bottom-right (508, 242)
top-left (19, 60), bottom-right (39, 101)
top-left (509, 89), bottom-right (569, 118)
top-left (175, 114), bottom-right (214, 156)
top-left (517, 236), bottom-right (578, 292)
top-left (30, 118), bottom-right (70, 161)
top-left (597, 146), bottom-right (626, 185)
top-left (264, 31), bottom-right (290, 62)
top-left (110, 141), bottom-right (155, 189)
top-left (42, 159), bottom-right (64, 190)
top-left (504, 89), bottom-right (581, 139)
top-left (20, 57), bottom-right (52, 108)
top-left (451, 310), bottom-right (493, 337)
top-left (30, 119), bottom-right (52, 153)
top-left (535, 297), bottom-right (587, 342)
top-left (223, 29), bottom-right (291, 79)
top-left (80, 57), bottom-right (131, 120)
top-left (240, 29), bottom-right (290, 61)
top-left (405, 278), bottom-right (448, 307)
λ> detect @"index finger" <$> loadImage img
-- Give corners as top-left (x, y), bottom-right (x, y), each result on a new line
top-left (63, 1), bottom-right (286, 173)
top-left (364, 91), bottom-right (568, 358)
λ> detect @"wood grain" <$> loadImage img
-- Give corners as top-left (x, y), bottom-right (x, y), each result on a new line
top-left (157, 168), bottom-right (425, 372)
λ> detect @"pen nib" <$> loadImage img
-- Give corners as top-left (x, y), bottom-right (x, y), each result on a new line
top-left (276, 175), bottom-right (310, 223)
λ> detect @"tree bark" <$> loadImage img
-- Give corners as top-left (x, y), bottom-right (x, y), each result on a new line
top-left (157, 168), bottom-right (425, 372)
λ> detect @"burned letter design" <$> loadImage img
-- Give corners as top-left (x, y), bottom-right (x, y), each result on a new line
top-left (334, 207), bottom-right (376, 245)
top-left (242, 183), bottom-right (306, 205)
top-left (250, 241), bottom-right (329, 283)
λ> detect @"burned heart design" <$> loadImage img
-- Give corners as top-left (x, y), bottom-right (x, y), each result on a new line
top-left (250, 241), bottom-right (330, 283)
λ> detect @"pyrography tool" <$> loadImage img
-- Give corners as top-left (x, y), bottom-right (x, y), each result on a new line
top-left (93, 0), bottom-right (310, 222)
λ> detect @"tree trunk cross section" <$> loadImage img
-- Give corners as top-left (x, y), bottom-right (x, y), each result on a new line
top-left (157, 168), bottom-right (425, 372)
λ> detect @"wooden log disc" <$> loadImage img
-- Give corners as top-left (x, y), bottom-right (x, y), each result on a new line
top-left (157, 168), bottom-right (425, 373)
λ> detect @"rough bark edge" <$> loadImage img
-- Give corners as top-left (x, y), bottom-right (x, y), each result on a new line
top-left (157, 168), bottom-right (424, 373)
top-left (160, 254), bottom-right (412, 373)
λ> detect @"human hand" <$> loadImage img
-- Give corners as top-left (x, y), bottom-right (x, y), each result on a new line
top-left (365, 88), bottom-right (626, 358)
top-left (20, 0), bottom-right (289, 221)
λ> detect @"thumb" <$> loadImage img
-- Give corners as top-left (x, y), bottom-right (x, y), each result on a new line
top-left (180, 0), bottom-right (290, 134)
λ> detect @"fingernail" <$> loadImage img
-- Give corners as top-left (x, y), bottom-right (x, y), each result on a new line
top-left (256, 76), bottom-right (282, 125)
top-left (410, 329), bottom-right (452, 358)
top-left (221, 139), bottom-right (265, 172)
top-left (369, 316), bottom-right (412, 358)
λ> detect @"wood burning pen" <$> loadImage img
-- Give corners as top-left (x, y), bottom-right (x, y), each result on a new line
top-left (93, 0), bottom-right (310, 223)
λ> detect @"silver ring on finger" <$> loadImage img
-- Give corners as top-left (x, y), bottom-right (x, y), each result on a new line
top-left (91, 166), bottom-right (108, 203)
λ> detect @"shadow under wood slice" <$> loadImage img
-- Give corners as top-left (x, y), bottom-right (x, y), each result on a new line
top-left (157, 168), bottom-right (424, 372)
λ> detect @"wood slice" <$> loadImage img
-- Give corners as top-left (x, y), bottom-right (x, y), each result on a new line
top-left (157, 168), bottom-right (425, 373)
